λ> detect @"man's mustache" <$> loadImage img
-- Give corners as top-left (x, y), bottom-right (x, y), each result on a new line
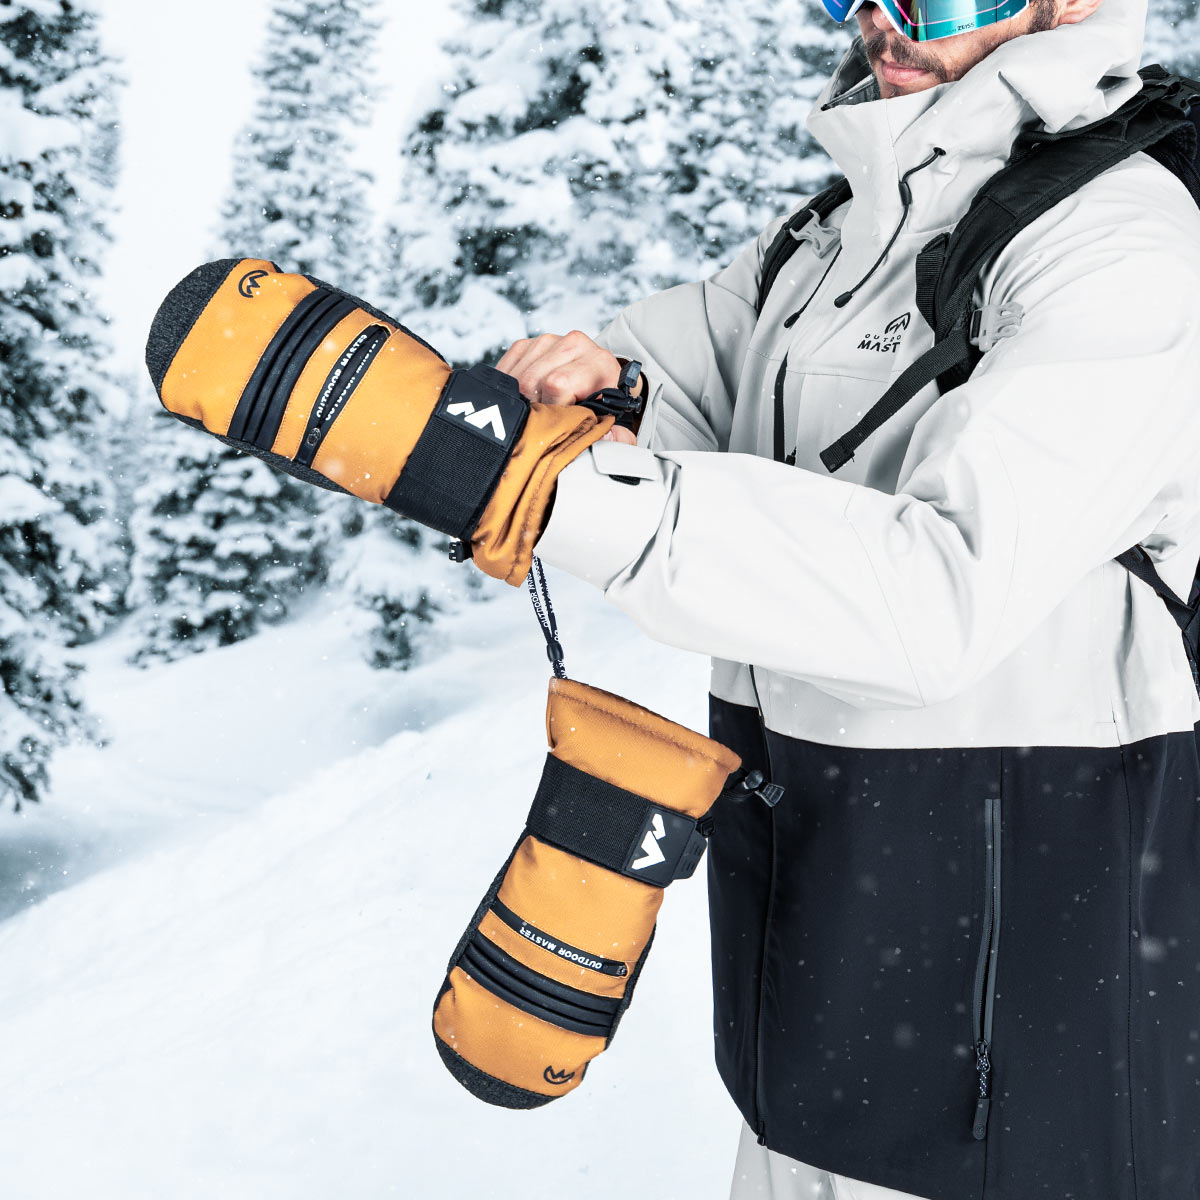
top-left (864, 29), bottom-right (948, 81)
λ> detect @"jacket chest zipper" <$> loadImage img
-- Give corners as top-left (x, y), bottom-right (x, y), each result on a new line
top-left (971, 791), bottom-right (1002, 1140)
top-left (772, 245), bottom-right (843, 465)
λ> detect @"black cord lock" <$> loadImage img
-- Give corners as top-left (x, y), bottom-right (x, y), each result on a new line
top-left (723, 766), bottom-right (786, 808)
top-left (578, 359), bottom-right (645, 429)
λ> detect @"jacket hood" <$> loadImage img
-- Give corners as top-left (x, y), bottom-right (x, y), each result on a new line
top-left (818, 0), bottom-right (1146, 131)
top-left (991, 0), bottom-right (1145, 131)
top-left (804, 0), bottom-right (1150, 242)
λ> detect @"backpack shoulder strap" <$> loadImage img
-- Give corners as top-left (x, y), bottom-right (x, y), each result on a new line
top-left (1116, 545), bottom-right (1200, 694)
top-left (756, 177), bottom-right (852, 316)
top-left (1115, 545), bottom-right (1193, 621)
top-left (919, 68), bottom-right (1200, 345)
top-left (818, 69), bottom-right (1200, 474)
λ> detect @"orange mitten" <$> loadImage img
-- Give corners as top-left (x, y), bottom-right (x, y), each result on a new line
top-left (145, 259), bottom-right (612, 583)
top-left (433, 677), bottom-right (744, 1107)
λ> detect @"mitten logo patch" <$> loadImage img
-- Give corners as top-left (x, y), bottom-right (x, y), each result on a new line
top-left (237, 268), bottom-right (270, 298)
top-left (622, 806), bottom-right (701, 886)
top-left (435, 364), bottom-right (526, 452)
top-left (446, 399), bottom-right (507, 441)
top-left (544, 1066), bottom-right (576, 1086)
top-left (631, 812), bottom-right (668, 871)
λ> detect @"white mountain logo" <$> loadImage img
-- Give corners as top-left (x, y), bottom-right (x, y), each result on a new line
top-left (631, 813), bottom-right (668, 871)
top-left (446, 399), bottom-right (507, 440)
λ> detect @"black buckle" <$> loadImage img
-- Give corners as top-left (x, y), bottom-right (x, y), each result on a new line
top-left (579, 359), bottom-right (645, 429)
top-left (673, 823), bottom-right (711, 880)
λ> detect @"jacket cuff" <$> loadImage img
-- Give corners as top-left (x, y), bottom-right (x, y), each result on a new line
top-left (534, 441), bottom-right (669, 591)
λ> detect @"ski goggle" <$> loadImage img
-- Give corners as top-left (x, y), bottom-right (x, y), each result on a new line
top-left (820, 0), bottom-right (1031, 42)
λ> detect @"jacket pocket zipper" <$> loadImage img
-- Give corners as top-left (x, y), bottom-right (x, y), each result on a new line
top-left (294, 323), bottom-right (389, 467)
top-left (754, 799), bottom-right (778, 1145)
top-left (228, 286), bottom-right (357, 450)
top-left (748, 664), bottom-right (778, 1146)
top-left (971, 791), bottom-right (1002, 1140)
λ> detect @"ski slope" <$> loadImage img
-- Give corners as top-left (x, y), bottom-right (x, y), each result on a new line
top-left (0, 567), bottom-right (742, 1199)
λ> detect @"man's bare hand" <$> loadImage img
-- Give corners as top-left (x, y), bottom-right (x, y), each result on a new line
top-left (496, 332), bottom-right (638, 444)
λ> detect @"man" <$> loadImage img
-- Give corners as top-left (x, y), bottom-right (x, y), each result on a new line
top-left (497, 0), bottom-right (1200, 1196)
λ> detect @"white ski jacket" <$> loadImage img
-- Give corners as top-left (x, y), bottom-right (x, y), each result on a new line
top-left (536, 0), bottom-right (1200, 752)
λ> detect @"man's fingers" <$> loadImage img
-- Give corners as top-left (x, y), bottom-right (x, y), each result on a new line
top-left (601, 425), bottom-right (638, 444)
top-left (537, 355), bottom-right (609, 404)
top-left (515, 333), bottom-right (601, 404)
top-left (494, 338), bottom-right (529, 376)
top-left (495, 334), bottom-right (556, 384)
top-left (512, 341), bottom-right (584, 402)
top-left (496, 331), bottom-right (619, 406)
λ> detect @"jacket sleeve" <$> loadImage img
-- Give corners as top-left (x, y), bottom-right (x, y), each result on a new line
top-left (534, 162), bottom-right (1200, 709)
top-left (591, 211), bottom-right (792, 454)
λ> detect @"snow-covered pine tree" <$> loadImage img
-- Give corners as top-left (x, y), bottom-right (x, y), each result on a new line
top-left (380, 0), bottom-right (846, 364)
top-left (673, 7), bottom-right (846, 270)
top-left (1143, 0), bottom-right (1200, 77)
top-left (129, 0), bottom-right (384, 664)
top-left (380, 0), bottom-right (692, 362)
top-left (333, 513), bottom-right (483, 672)
top-left (219, 0), bottom-right (378, 280)
top-left (127, 411), bottom-right (334, 663)
top-left (0, 0), bottom-right (123, 808)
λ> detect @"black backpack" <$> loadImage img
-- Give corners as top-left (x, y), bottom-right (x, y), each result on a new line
top-left (756, 65), bottom-right (1200, 693)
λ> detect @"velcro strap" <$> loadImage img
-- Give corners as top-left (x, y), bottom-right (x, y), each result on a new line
top-left (384, 363), bottom-right (529, 539)
top-left (525, 754), bottom-right (710, 888)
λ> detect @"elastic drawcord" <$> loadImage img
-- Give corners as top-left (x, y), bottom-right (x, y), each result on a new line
top-left (833, 147), bottom-right (945, 309)
top-left (784, 245), bottom-right (843, 329)
top-left (527, 555), bottom-right (566, 678)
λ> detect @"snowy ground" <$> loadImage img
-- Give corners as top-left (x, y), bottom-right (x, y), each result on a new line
top-left (0, 566), bottom-right (743, 1199)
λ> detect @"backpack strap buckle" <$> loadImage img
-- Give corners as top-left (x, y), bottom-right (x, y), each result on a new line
top-left (789, 213), bottom-right (840, 259)
top-left (969, 302), bottom-right (1024, 352)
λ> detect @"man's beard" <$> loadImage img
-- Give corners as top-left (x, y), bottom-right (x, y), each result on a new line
top-left (863, 28), bottom-right (950, 82)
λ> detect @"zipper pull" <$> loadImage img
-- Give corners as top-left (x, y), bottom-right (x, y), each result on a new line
top-left (972, 1097), bottom-right (991, 1141)
top-left (756, 1119), bottom-right (768, 1147)
top-left (972, 1038), bottom-right (992, 1140)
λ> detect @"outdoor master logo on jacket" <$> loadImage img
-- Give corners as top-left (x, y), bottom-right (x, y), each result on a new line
top-left (535, 0), bottom-right (1200, 1197)
top-left (858, 311), bottom-right (912, 353)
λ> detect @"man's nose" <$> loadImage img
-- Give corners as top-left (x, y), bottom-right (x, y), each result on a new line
top-left (861, 2), bottom-right (894, 33)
